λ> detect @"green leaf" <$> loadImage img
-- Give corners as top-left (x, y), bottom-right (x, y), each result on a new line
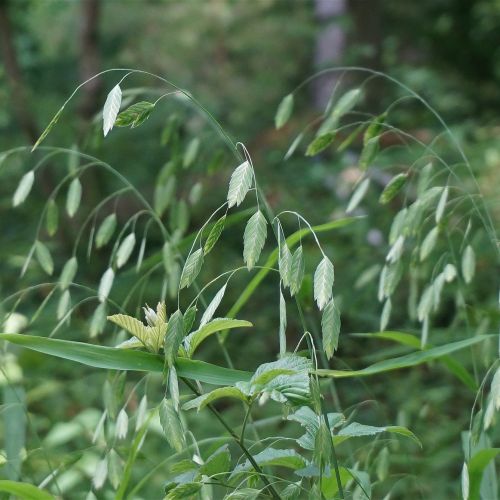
top-left (45, 199), bottom-right (59, 236)
top-left (103, 84), bottom-right (122, 136)
top-left (227, 160), bottom-right (253, 208)
top-left (35, 240), bottom-right (54, 276)
top-left (116, 233), bottom-right (136, 268)
top-left (183, 137), bottom-right (200, 168)
top-left (32, 105), bottom-right (65, 152)
top-left (0, 333), bottom-right (252, 385)
top-left (115, 101), bottom-right (155, 128)
top-left (322, 299), bottom-right (341, 359)
top-left (59, 256), bottom-right (78, 290)
top-left (95, 213), bottom-right (117, 248)
top-left (204, 214), bottom-right (226, 255)
top-left (184, 318), bottom-right (252, 357)
top-left (379, 173), bottom-right (408, 204)
top-left (232, 448), bottom-right (307, 475)
top-left (359, 135), bottom-right (379, 170)
top-left (337, 422), bottom-right (421, 447)
top-left (275, 93), bottom-right (294, 129)
top-left (0, 481), bottom-right (53, 500)
top-left (180, 248), bottom-right (204, 289)
top-left (346, 177), bottom-right (370, 214)
top-left (154, 176), bottom-right (176, 217)
top-left (199, 445), bottom-right (231, 478)
top-left (243, 210), bottom-right (267, 270)
top-left (66, 178), bottom-right (82, 218)
top-left (462, 245), bottom-right (476, 284)
top-left (164, 309), bottom-right (184, 367)
top-left (316, 335), bottom-right (491, 379)
top-left (468, 448), bottom-right (500, 500)
top-left (305, 132), bottom-right (335, 156)
top-left (183, 386), bottom-right (248, 412)
top-left (159, 399), bottom-right (185, 452)
top-left (12, 171), bottom-right (35, 207)
top-left (313, 256), bottom-right (334, 310)
top-left (420, 226), bottom-right (439, 261)
top-left (380, 299), bottom-right (392, 332)
top-left (289, 246), bottom-right (305, 296)
top-left (200, 284), bottom-right (227, 327)
top-left (165, 483), bottom-right (201, 500)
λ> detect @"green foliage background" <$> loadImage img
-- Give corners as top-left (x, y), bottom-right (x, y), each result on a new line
top-left (1, 0), bottom-right (500, 498)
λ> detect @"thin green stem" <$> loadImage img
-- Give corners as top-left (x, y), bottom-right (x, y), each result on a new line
top-left (182, 377), bottom-right (281, 500)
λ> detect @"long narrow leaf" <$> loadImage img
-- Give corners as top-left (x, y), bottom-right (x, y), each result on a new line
top-left (316, 335), bottom-right (491, 379)
top-left (0, 333), bottom-right (251, 385)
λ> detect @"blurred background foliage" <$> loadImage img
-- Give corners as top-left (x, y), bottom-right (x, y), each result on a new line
top-left (1, 0), bottom-right (499, 498)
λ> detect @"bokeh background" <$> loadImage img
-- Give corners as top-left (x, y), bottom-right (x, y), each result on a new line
top-left (1, 0), bottom-right (500, 498)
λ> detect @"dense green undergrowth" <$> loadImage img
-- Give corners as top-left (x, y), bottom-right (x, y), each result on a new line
top-left (0, 68), bottom-right (499, 499)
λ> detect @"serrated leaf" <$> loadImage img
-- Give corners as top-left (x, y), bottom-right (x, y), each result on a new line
top-left (279, 289), bottom-right (287, 356)
top-left (107, 314), bottom-right (148, 346)
top-left (184, 318), bottom-right (252, 357)
top-left (180, 248), bottom-right (204, 289)
top-left (103, 84), bottom-right (122, 137)
top-left (169, 365), bottom-right (180, 411)
top-left (380, 173), bottom-right (408, 204)
top-left (200, 284), bottom-right (227, 327)
top-left (275, 93), bottom-right (294, 129)
top-left (436, 185), bottom-right (449, 223)
top-left (165, 483), bottom-right (201, 500)
top-left (243, 210), bottom-right (267, 270)
top-left (13, 171), bottom-right (35, 207)
top-left (204, 215), bottom-right (226, 255)
top-left (305, 132), bottom-right (335, 156)
top-left (183, 137), bottom-right (200, 168)
top-left (346, 177), bottom-right (370, 213)
top-left (59, 257), bottom-right (77, 290)
top-left (98, 268), bottom-right (115, 302)
top-left (232, 448), bottom-right (307, 475)
top-left (45, 199), bottom-right (58, 236)
top-left (116, 233), bottom-right (136, 268)
top-left (183, 386), bottom-right (248, 412)
top-left (227, 160), bottom-right (253, 208)
top-left (66, 178), bottom-right (82, 218)
top-left (462, 245), bottom-right (475, 284)
top-left (290, 246), bottom-right (305, 296)
top-left (279, 239), bottom-right (292, 288)
top-left (95, 213), bottom-right (117, 248)
top-left (164, 309), bottom-right (184, 367)
top-left (359, 135), bottom-right (379, 170)
top-left (314, 256), bottom-right (334, 310)
top-left (337, 422), bottom-right (421, 447)
top-left (57, 290), bottom-right (71, 321)
top-left (35, 240), bottom-right (54, 275)
top-left (322, 299), bottom-right (340, 359)
top-left (32, 105), bottom-right (65, 152)
top-left (199, 445), bottom-right (231, 478)
top-left (159, 399), bottom-right (185, 452)
top-left (115, 101), bottom-right (155, 128)
top-left (420, 226), bottom-right (439, 261)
